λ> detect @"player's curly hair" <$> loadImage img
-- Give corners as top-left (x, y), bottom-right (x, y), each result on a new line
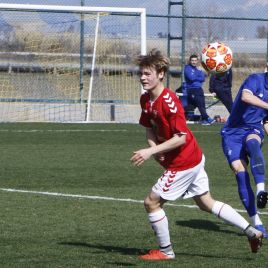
top-left (136, 49), bottom-right (170, 75)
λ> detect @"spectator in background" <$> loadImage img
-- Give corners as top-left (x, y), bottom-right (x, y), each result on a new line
top-left (184, 54), bottom-right (215, 125)
top-left (209, 69), bottom-right (233, 113)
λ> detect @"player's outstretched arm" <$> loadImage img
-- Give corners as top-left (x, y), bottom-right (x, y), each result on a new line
top-left (131, 134), bottom-right (186, 166)
top-left (241, 90), bottom-right (268, 110)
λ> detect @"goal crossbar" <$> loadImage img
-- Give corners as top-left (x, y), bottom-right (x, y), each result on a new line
top-left (0, 3), bottom-right (146, 64)
top-left (0, 3), bottom-right (146, 15)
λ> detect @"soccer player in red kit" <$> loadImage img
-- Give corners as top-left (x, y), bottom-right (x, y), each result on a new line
top-left (131, 49), bottom-right (263, 260)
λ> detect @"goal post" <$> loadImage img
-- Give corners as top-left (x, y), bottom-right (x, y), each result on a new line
top-left (86, 12), bottom-right (100, 123)
top-left (0, 3), bottom-right (146, 123)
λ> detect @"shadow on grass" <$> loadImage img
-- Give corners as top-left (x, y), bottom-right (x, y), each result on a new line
top-left (174, 251), bottom-right (253, 260)
top-left (58, 242), bottom-right (139, 267)
top-left (175, 219), bottom-right (243, 236)
top-left (59, 241), bottom-right (141, 255)
top-left (59, 240), bottom-right (253, 262)
top-left (175, 219), bottom-right (255, 260)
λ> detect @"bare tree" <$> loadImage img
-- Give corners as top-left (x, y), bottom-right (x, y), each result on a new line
top-left (186, 3), bottom-right (238, 55)
top-left (256, 25), bottom-right (268, 39)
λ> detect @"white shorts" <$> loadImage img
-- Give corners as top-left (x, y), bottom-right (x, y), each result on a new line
top-left (152, 155), bottom-right (209, 201)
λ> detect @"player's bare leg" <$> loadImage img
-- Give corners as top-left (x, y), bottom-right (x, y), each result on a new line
top-left (193, 192), bottom-right (263, 253)
top-left (139, 191), bottom-right (175, 260)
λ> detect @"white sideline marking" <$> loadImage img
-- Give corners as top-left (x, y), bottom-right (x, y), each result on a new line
top-left (0, 129), bottom-right (218, 133)
top-left (1, 187), bottom-right (268, 215)
top-left (0, 129), bottom-right (129, 133)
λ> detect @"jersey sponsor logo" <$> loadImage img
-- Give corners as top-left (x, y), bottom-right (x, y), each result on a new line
top-left (163, 92), bottom-right (177, 113)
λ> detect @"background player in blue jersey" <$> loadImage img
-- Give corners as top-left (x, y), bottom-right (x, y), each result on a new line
top-left (221, 72), bottom-right (268, 237)
top-left (184, 54), bottom-right (215, 125)
top-left (209, 68), bottom-right (233, 113)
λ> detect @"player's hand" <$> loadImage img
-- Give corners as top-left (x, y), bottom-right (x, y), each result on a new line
top-left (211, 92), bottom-right (216, 97)
top-left (131, 148), bottom-right (152, 166)
top-left (211, 92), bottom-right (219, 100)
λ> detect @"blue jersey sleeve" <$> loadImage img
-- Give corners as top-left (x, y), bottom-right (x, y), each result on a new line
top-left (225, 73), bottom-right (268, 128)
top-left (184, 65), bottom-right (205, 83)
top-left (242, 74), bottom-right (259, 95)
top-left (184, 65), bottom-right (193, 81)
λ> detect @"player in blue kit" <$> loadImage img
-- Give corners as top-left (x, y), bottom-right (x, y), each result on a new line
top-left (221, 72), bottom-right (268, 237)
top-left (184, 54), bottom-right (215, 125)
top-left (209, 68), bottom-right (233, 113)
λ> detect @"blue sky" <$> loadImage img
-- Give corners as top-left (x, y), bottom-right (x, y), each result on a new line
top-left (1, 0), bottom-right (267, 19)
top-left (0, 0), bottom-right (267, 38)
top-left (1, 0), bottom-right (268, 17)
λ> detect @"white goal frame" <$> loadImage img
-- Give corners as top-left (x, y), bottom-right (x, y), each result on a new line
top-left (0, 3), bottom-right (146, 55)
top-left (0, 3), bottom-right (147, 123)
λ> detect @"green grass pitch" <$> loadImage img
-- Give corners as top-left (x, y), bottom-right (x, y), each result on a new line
top-left (0, 123), bottom-right (268, 267)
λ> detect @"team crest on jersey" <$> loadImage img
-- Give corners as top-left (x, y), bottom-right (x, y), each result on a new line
top-left (163, 92), bottom-right (177, 113)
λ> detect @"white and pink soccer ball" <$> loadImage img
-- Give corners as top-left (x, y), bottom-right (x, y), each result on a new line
top-left (201, 42), bottom-right (233, 74)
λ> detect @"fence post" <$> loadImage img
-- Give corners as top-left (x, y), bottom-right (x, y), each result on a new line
top-left (110, 101), bottom-right (115, 121)
top-left (79, 0), bottom-right (85, 104)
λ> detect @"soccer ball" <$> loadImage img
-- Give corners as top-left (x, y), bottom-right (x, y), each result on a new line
top-left (201, 42), bottom-right (232, 73)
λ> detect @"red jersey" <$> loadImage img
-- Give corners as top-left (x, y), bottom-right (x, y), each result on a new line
top-left (139, 87), bottom-right (202, 171)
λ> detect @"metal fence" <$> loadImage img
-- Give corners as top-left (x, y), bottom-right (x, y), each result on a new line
top-left (3, 0), bottom-right (266, 89)
top-left (0, 0), bottom-right (267, 120)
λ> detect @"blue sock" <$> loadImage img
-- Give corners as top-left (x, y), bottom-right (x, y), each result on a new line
top-left (246, 139), bottom-right (265, 185)
top-left (236, 171), bottom-right (257, 217)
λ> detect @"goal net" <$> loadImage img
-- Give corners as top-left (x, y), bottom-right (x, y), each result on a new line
top-left (0, 4), bottom-right (146, 123)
